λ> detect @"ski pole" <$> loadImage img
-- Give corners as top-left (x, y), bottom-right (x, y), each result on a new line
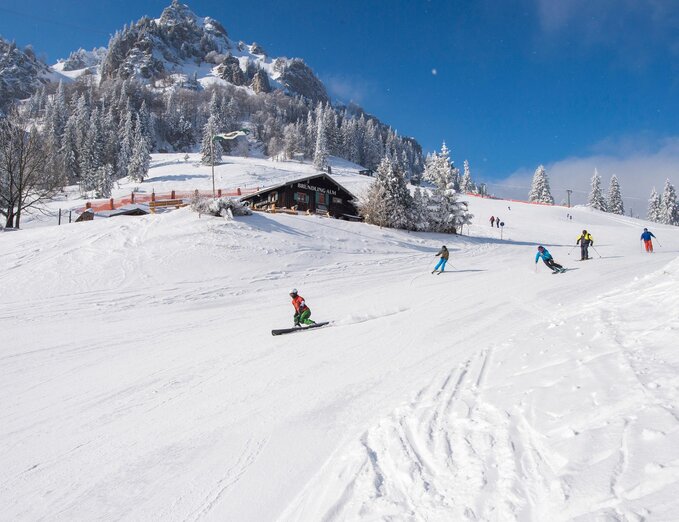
top-left (567, 245), bottom-right (577, 256)
top-left (591, 246), bottom-right (602, 258)
top-left (656, 239), bottom-right (662, 247)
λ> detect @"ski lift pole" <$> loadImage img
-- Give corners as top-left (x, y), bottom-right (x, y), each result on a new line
top-left (210, 138), bottom-right (215, 199)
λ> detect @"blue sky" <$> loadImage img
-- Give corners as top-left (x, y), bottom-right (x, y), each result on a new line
top-left (2, 0), bottom-right (679, 205)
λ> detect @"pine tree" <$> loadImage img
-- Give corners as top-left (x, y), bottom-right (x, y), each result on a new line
top-left (127, 117), bottom-right (150, 182)
top-left (588, 169), bottom-right (607, 211)
top-left (411, 187), bottom-right (431, 231)
top-left (79, 107), bottom-right (103, 194)
top-left (382, 158), bottom-right (414, 230)
top-left (460, 159), bottom-right (474, 193)
top-left (528, 165), bottom-right (554, 204)
top-left (424, 142), bottom-right (472, 233)
top-left (201, 114), bottom-right (223, 165)
top-left (117, 110), bottom-right (134, 179)
top-left (361, 157), bottom-right (414, 230)
top-left (660, 179), bottom-right (679, 225)
top-left (313, 108), bottom-right (328, 170)
top-left (647, 187), bottom-right (661, 223)
top-left (607, 175), bottom-right (624, 215)
top-left (94, 164), bottom-right (113, 198)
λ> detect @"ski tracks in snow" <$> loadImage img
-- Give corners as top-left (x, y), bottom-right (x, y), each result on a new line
top-left (281, 346), bottom-right (556, 521)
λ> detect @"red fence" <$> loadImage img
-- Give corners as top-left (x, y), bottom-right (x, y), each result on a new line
top-left (82, 188), bottom-right (259, 213)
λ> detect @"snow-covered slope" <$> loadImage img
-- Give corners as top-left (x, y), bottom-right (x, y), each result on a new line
top-left (2, 178), bottom-right (679, 520)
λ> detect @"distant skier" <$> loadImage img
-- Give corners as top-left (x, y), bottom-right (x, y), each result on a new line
top-left (535, 246), bottom-right (565, 273)
top-left (290, 289), bottom-right (315, 327)
top-left (576, 229), bottom-right (593, 260)
top-left (432, 245), bottom-right (449, 274)
top-left (490, 216), bottom-right (495, 227)
top-left (640, 228), bottom-right (657, 253)
top-left (496, 217), bottom-right (500, 228)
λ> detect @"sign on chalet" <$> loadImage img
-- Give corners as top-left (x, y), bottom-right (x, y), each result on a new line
top-left (240, 174), bottom-right (360, 219)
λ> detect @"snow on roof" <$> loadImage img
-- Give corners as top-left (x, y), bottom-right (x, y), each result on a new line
top-left (240, 172), bottom-right (357, 200)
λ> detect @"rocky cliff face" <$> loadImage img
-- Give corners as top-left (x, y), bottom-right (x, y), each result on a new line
top-left (98, 1), bottom-right (327, 102)
top-left (0, 2), bottom-right (331, 107)
top-left (274, 58), bottom-right (329, 104)
top-left (0, 38), bottom-right (49, 109)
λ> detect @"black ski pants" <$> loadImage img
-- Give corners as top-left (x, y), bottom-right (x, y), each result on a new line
top-left (543, 258), bottom-right (563, 271)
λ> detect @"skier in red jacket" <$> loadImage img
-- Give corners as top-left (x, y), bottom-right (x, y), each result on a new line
top-left (290, 289), bottom-right (315, 327)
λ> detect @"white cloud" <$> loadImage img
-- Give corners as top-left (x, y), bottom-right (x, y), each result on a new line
top-left (493, 136), bottom-right (679, 215)
top-left (322, 74), bottom-right (375, 105)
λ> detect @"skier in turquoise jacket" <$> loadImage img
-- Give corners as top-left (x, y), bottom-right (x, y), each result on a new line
top-left (535, 246), bottom-right (565, 273)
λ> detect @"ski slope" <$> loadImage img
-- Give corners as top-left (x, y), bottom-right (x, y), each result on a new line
top-left (2, 171), bottom-right (679, 520)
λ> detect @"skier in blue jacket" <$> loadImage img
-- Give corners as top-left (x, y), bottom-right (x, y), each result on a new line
top-left (535, 246), bottom-right (565, 273)
top-left (640, 228), bottom-right (656, 253)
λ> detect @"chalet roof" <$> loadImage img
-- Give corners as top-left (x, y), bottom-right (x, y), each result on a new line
top-left (240, 173), bottom-right (356, 200)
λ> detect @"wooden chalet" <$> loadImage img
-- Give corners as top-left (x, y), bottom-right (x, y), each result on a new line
top-left (240, 173), bottom-right (360, 219)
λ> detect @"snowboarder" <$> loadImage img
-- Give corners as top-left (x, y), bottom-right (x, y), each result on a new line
top-left (535, 246), bottom-right (565, 273)
top-left (640, 228), bottom-right (657, 253)
top-left (490, 216), bottom-right (495, 227)
top-left (432, 245), bottom-right (449, 273)
top-left (576, 230), bottom-right (593, 260)
top-left (290, 289), bottom-right (315, 327)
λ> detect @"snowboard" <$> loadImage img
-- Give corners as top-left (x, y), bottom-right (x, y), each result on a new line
top-left (272, 322), bottom-right (330, 336)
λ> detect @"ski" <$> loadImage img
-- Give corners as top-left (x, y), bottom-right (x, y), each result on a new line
top-left (272, 322), bottom-right (330, 336)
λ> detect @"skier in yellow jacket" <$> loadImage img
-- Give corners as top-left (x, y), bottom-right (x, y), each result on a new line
top-left (576, 230), bottom-right (594, 260)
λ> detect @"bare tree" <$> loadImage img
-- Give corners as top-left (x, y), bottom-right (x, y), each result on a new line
top-left (0, 109), bottom-right (58, 228)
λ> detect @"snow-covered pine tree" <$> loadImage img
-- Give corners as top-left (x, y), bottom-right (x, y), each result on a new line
top-left (313, 108), bottom-right (328, 170)
top-left (138, 100), bottom-right (154, 150)
top-left (117, 110), bottom-right (134, 178)
top-left (647, 187), bottom-right (661, 223)
top-left (79, 107), bottom-right (103, 194)
top-left (425, 142), bottom-right (473, 233)
top-left (127, 117), bottom-right (150, 182)
top-left (201, 114), bottom-right (223, 165)
top-left (660, 179), bottom-right (679, 225)
top-left (360, 157), bottom-right (415, 230)
top-left (528, 165), bottom-right (554, 204)
top-left (588, 169), bottom-right (607, 211)
top-left (411, 186), bottom-right (431, 231)
top-left (383, 157), bottom-right (414, 230)
top-left (606, 175), bottom-right (624, 215)
top-left (94, 164), bottom-right (113, 198)
top-left (460, 159), bottom-right (474, 193)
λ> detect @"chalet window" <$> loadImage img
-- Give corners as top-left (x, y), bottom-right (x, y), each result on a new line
top-left (294, 192), bottom-right (309, 203)
top-left (268, 192), bottom-right (278, 202)
top-left (332, 197), bottom-right (342, 204)
top-left (316, 192), bottom-right (328, 205)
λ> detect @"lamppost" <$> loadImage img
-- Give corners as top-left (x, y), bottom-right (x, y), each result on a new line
top-left (211, 129), bottom-right (250, 199)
